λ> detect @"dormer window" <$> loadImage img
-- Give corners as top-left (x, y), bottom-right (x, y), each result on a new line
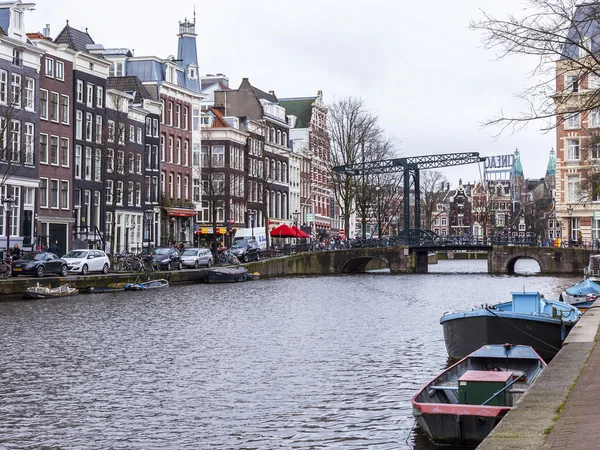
top-left (12, 10), bottom-right (22, 32)
top-left (109, 61), bottom-right (124, 77)
top-left (12, 49), bottom-right (22, 67)
top-left (188, 65), bottom-right (197, 80)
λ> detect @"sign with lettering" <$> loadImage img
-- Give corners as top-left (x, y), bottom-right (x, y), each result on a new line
top-left (484, 154), bottom-right (515, 170)
top-left (484, 154), bottom-right (515, 181)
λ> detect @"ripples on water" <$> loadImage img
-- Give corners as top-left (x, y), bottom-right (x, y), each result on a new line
top-left (0, 259), bottom-right (579, 449)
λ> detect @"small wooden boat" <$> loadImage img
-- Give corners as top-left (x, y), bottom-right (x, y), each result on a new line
top-left (561, 278), bottom-right (600, 310)
top-left (204, 266), bottom-right (248, 283)
top-left (247, 272), bottom-right (261, 281)
top-left (85, 282), bottom-right (127, 293)
top-left (440, 291), bottom-right (581, 362)
top-left (27, 283), bottom-right (78, 299)
top-left (412, 344), bottom-right (546, 447)
top-left (124, 279), bottom-right (169, 290)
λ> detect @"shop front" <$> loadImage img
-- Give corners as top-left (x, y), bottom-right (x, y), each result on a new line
top-left (162, 207), bottom-right (196, 247)
top-left (194, 226), bottom-right (227, 248)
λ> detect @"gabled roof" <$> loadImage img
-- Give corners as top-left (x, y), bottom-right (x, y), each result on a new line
top-left (561, 2), bottom-right (600, 60)
top-left (106, 76), bottom-right (153, 103)
top-left (279, 97), bottom-right (316, 128)
top-left (209, 107), bottom-right (230, 128)
top-left (54, 23), bottom-right (95, 52)
top-left (252, 86), bottom-right (277, 103)
top-left (26, 32), bottom-right (51, 41)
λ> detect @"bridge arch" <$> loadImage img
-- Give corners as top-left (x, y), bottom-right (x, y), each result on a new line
top-left (341, 256), bottom-right (390, 273)
top-left (505, 255), bottom-right (541, 275)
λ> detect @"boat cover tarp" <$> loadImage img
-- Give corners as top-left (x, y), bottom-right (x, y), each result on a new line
top-left (566, 278), bottom-right (600, 296)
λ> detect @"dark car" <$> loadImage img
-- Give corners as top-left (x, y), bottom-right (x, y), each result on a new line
top-left (151, 247), bottom-right (182, 270)
top-left (11, 252), bottom-right (69, 278)
top-left (229, 239), bottom-right (261, 263)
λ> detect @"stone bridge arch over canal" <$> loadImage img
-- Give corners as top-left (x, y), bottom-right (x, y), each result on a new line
top-left (487, 246), bottom-right (592, 275)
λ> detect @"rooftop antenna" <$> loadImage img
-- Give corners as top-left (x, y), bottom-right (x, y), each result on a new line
top-left (193, 5), bottom-right (196, 25)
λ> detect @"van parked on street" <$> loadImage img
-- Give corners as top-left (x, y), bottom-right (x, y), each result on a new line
top-left (234, 227), bottom-right (266, 250)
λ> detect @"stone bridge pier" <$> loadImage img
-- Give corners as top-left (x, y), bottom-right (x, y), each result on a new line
top-left (488, 246), bottom-right (593, 275)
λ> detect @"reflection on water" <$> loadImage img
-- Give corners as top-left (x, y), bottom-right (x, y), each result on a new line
top-left (0, 260), bottom-right (579, 449)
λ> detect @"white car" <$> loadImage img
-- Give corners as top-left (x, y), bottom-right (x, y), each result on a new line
top-left (180, 248), bottom-right (214, 268)
top-left (62, 249), bottom-right (110, 275)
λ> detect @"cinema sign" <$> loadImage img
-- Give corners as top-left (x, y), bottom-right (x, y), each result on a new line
top-left (484, 154), bottom-right (515, 169)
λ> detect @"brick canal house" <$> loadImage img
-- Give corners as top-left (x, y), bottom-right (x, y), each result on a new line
top-left (553, 3), bottom-right (600, 246)
top-left (214, 78), bottom-right (292, 238)
top-left (29, 32), bottom-right (74, 255)
top-left (106, 76), bottom-right (162, 251)
top-left (0, 2), bottom-right (43, 253)
top-left (280, 91), bottom-right (334, 239)
top-left (53, 24), bottom-right (110, 252)
top-left (115, 17), bottom-right (204, 246)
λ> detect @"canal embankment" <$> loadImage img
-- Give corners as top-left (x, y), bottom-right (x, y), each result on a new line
top-left (477, 300), bottom-right (600, 449)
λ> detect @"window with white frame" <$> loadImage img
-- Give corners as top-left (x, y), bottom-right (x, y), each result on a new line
top-left (39, 178), bottom-right (48, 208)
top-left (108, 120), bottom-right (115, 142)
top-left (85, 112), bottom-right (93, 141)
top-left (75, 145), bottom-right (82, 179)
top-left (60, 95), bottom-right (69, 124)
top-left (568, 175), bottom-right (580, 203)
top-left (117, 150), bottom-right (124, 174)
top-left (135, 183), bottom-right (141, 206)
top-left (10, 120), bottom-right (20, 162)
top-left (60, 138), bottom-right (69, 167)
top-left (137, 127), bottom-right (142, 144)
top-left (129, 125), bottom-right (135, 143)
top-left (193, 107), bottom-right (200, 131)
top-left (136, 153), bottom-right (142, 174)
top-left (45, 57), bottom-right (54, 77)
top-left (116, 181), bottom-right (123, 205)
top-left (153, 118), bottom-right (159, 137)
top-left (96, 86), bottom-right (103, 108)
top-left (50, 135), bottom-right (59, 165)
top-left (50, 179), bottom-right (59, 208)
top-left (56, 61), bottom-right (64, 81)
top-left (128, 181), bottom-right (134, 205)
top-left (24, 123), bottom-right (33, 164)
top-left (76, 80), bottom-right (84, 103)
top-left (60, 181), bottom-right (69, 209)
top-left (0, 70), bottom-right (7, 105)
top-left (95, 116), bottom-right (102, 143)
top-left (565, 112), bottom-right (581, 129)
top-left (212, 145), bottom-right (225, 167)
top-left (176, 104), bottom-right (181, 128)
top-left (168, 173), bottom-right (173, 197)
top-left (11, 73), bottom-right (21, 107)
top-left (176, 175), bottom-right (181, 198)
top-left (107, 148), bottom-right (114, 172)
top-left (24, 78), bottom-right (34, 110)
top-left (168, 136), bottom-right (173, 162)
top-left (566, 74), bottom-right (579, 92)
top-left (75, 110), bottom-right (83, 140)
top-left (184, 140), bottom-right (189, 166)
top-left (38, 89), bottom-right (47, 119)
top-left (183, 106), bottom-right (188, 130)
top-left (94, 149), bottom-right (102, 182)
top-left (86, 83), bottom-right (94, 107)
top-left (39, 133), bottom-right (48, 164)
top-left (128, 152), bottom-right (134, 173)
top-left (106, 180), bottom-right (113, 204)
top-left (176, 138), bottom-right (181, 164)
top-left (85, 147), bottom-right (92, 180)
top-left (50, 92), bottom-right (59, 122)
top-left (567, 139), bottom-right (580, 160)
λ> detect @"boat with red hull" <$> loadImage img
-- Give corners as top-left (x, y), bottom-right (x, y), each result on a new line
top-left (411, 344), bottom-right (546, 447)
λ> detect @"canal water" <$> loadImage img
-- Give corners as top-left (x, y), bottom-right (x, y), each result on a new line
top-left (0, 260), bottom-right (581, 449)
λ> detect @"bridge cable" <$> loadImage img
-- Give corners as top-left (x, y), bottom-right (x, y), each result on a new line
top-left (484, 307), bottom-right (561, 353)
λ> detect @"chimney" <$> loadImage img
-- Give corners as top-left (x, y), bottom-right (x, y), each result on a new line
top-left (43, 24), bottom-right (51, 38)
top-left (269, 90), bottom-right (275, 96)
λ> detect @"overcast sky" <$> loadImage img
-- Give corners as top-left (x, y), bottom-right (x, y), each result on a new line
top-left (27, 0), bottom-right (554, 187)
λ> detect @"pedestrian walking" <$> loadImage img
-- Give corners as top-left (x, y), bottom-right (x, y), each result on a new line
top-left (49, 240), bottom-right (59, 255)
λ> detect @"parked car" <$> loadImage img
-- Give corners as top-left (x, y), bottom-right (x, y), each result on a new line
top-left (229, 239), bottom-right (261, 263)
top-left (62, 249), bottom-right (110, 275)
top-left (180, 248), bottom-right (213, 268)
top-left (11, 252), bottom-right (69, 278)
top-left (150, 247), bottom-right (182, 270)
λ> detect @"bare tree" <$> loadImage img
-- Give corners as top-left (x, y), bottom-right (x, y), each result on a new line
top-left (470, 0), bottom-right (600, 134)
top-left (420, 170), bottom-right (448, 230)
top-left (328, 97), bottom-right (390, 237)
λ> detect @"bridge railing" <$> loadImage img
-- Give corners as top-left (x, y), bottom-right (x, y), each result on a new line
top-left (348, 235), bottom-right (542, 249)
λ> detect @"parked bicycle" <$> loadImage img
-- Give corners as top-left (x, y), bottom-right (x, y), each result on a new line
top-left (113, 252), bottom-right (144, 272)
top-left (0, 255), bottom-right (11, 278)
top-left (218, 250), bottom-right (240, 265)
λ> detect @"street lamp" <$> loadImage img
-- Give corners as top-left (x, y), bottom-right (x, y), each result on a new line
top-left (144, 209), bottom-right (154, 254)
top-left (292, 210), bottom-right (300, 246)
top-left (2, 196), bottom-right (15, 258)
top-left (375, 186), bottom-right (381, 238)
top-left (248, 210), bottom-right (256, 240)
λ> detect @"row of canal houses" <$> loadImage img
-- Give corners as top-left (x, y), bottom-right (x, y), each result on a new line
top-left (0, 1), bottom-right (335, 256)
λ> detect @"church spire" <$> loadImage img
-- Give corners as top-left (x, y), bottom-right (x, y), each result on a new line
top-left (512, 148), bottom-right (524, 177)
top-left (546, 147), bottom-right (556, 177)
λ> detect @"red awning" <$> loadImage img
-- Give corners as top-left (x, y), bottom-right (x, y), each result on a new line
top-left (291, 225), bottom-right (310, 238)
top-left (165, 207), bottom-right (196, 217)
